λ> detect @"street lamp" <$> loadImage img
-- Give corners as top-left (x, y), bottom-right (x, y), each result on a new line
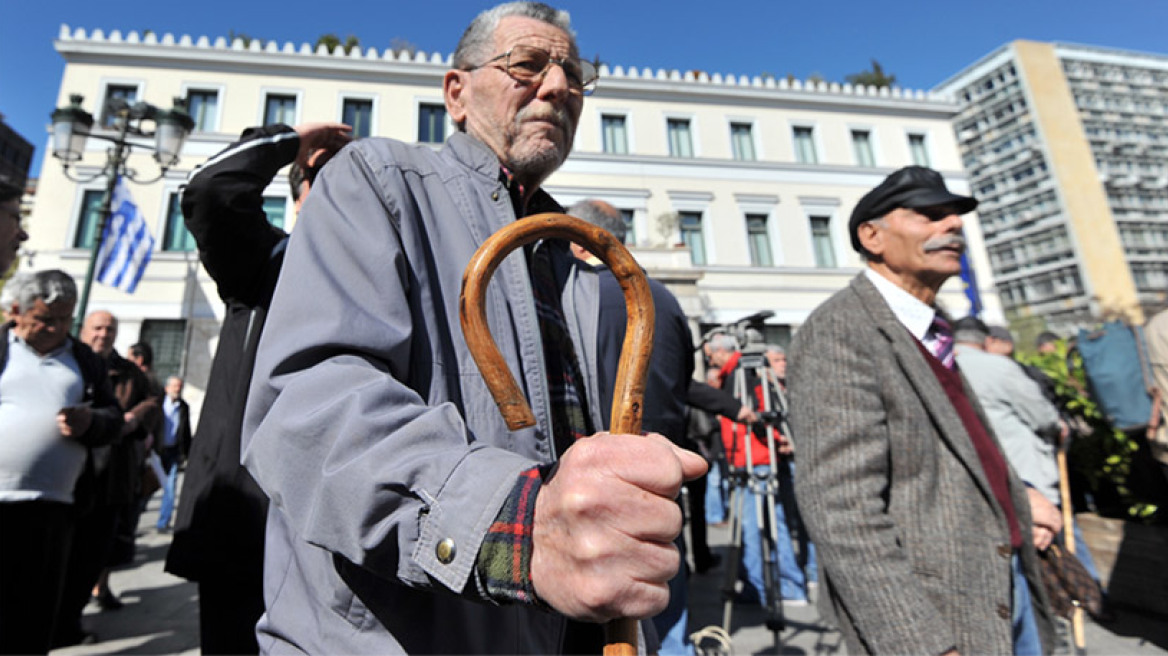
top-left (51, 93), bottom-right (193, 334)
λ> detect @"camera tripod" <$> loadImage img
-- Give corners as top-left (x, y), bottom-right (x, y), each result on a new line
top-left (711, 347), bottom-right (790, 654)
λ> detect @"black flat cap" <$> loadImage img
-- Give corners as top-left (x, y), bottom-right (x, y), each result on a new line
top-left (849, 166), bottom-right (978, 253)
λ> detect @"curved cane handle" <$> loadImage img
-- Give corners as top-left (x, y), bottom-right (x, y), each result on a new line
top-left (459, 212), bottom-right (654, 656)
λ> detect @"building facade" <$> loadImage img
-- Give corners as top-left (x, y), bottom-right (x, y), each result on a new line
top-left (27, 25), bottom-right (996, 419)
top-left (936, 40), bottom-right (1168, 333)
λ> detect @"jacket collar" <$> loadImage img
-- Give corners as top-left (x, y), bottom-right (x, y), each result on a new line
top-left (444, 132), bottom-right (564, 218)
top-left (848, 273), bottom-right (999, 508)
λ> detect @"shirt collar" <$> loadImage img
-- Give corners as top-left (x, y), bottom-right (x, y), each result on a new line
top-left (863, 268), bottom-right (937, 341)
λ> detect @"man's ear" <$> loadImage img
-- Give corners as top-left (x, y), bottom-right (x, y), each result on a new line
top-left (443, 70), bottom-right (468, 127)
top-left (856, 220), bottom-right (884, 259)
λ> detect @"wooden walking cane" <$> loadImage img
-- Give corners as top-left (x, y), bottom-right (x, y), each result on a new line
top-left (1057, 438), bottom-right (1087, 653)
top-left (459, 212), bottom-right (656, 656)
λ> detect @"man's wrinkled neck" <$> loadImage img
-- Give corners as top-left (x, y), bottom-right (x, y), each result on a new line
top-left (866, 261), bottom-right (944, 307)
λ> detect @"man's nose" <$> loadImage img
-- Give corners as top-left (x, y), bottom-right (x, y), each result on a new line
top-left (537, 62), bottom-right (572, 100)
top-left (941, 213), bottom-right (964, 232)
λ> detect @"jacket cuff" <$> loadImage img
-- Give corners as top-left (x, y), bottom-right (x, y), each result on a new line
top-left (473, 465), bottom-right (549, 607)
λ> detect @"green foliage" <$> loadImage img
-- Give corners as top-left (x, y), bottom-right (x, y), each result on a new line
top-left (1019, 340), bottom-right (1159, 521)
top-left (390, 37), bottom-right (418, 58)
top-left (228, 30), bottom-right (254, 48)
top-left (845, 59), bottom-right (896, 89)
top-left (316, 33), bottom-right (361, 55)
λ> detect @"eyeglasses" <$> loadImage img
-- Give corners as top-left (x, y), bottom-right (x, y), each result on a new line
top-left (468, 45), bottom-right (598, 96)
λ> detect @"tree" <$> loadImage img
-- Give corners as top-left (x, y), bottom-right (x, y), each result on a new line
top-left (228, 30), bottom-right (254, 48)
top-left (316, 33), bottom-right (361, 55)
top-left (390, 38), bottom-right (418, 58)
top-left (845, 59), bottom-right (896, 88)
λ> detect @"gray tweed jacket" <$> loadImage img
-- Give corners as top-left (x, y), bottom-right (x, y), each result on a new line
top-left (788, 273), bottom-right (1054, 655)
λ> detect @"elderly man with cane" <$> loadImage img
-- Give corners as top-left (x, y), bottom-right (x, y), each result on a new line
top-left (241, 3), bottom-right (704, 653)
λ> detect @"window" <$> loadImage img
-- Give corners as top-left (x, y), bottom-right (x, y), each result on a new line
top-left (619, 208), bottom-right (636, 245)
top-left (730, 122), bottom-right (755, 161)
top-left (100, 84), bottom-right (138, 128)
top-left (139, 319), bottom-right (186, 380)
top-left (263, 197), bottom-right (287, 230)
top-left (418, 103), bottom-right (446, 144)
top-left (746, 214), bottom-right (772, 266)
top-left (909, 133), bottom-right (930, 166)
top-left (264, 93), bottom-right (297, 126)
top-left (602, 114), bottom-right (628, 154)
top-left (679, 211), bottom-right (705, 265)
top-left (186, 89), bottom-right (219, 132)
top-left (851, 129), bottom-right (875, 167)
top-left (74, 189), bottom-right (105, 248)
top-left (163, 193), bottom-right (196, 252)
top-left (793, 126), bottom-right (818, 164)
top-left (810, 216), bottom-right (836, 268)
top-left (667, 119), bottom-right (693, 158)
top-left (343, 98), bottom-right (373, 139)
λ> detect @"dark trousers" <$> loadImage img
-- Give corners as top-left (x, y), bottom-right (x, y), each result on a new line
top-left (0, 500), bottom-right (73, 655)
top-left (198, 573), bottom-right (264, 655)
top-left (54, 503), bottom-right (118, 641)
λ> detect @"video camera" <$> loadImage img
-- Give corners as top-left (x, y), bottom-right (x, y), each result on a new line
top-left (700, 310), bottom-right (774, 369)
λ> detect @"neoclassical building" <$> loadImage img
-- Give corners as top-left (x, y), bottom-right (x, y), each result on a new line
top-left (26, 25), bottom-right (996, 418)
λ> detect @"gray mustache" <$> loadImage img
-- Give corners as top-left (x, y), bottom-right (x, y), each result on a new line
top-left (518, 107), bottom-right (571, 131)
top-left (923, 235), bottom-right (966, 253)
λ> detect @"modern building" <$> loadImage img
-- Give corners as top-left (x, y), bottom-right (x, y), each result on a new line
top-left (936, 40), bottom-right (1168, 333)
top-left (27, 24), bottom-right (995, 418)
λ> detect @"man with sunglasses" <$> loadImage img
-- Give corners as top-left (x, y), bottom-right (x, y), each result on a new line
top-left (165, 120), bottom-right (351, 655)
top-left (787, 166), bottom-right (1055, 655)
top-left (241, 2), bottom-right (704, 653)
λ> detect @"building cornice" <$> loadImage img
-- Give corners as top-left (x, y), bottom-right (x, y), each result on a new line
top-left (56, 25), bottom-right (958, 115)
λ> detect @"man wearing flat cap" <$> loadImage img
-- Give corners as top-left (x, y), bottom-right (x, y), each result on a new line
top-left (787, 166), bottom-right (1055, 654)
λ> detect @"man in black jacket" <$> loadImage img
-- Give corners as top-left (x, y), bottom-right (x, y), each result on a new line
top-left (165, 121), bottom-right (350, 654)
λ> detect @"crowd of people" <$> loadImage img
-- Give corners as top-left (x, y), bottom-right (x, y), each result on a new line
top-left (0, 2), bottom-right (1148, 655)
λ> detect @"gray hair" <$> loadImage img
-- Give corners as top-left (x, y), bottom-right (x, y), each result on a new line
top-left (708, 333), bottom-right (739, 353)
top-left (953, 316), bottom-right (989, 346)
top-left (857, 217), bottom-right (886, 262)
top-left (566, 199), bottom-right (626, 243)
top-left (452, 2), bottom-right (576, 71)
top-left (7, 269), bottom-right (77, 312)
top-left (764, 344), bottom-right (785, 356)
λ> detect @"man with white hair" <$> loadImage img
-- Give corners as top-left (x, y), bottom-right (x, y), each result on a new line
top-left (242, 3), bottom-right (704, 653)
top-left (0, 270), bottom-right (122, 653)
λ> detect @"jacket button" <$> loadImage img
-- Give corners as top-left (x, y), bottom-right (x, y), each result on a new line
top-left (436, 538), bottom-right (456, 564)
top-left (997, 603), bottom-right (1011, 620)
top-left (491, 191), bottom-right (500, 201)
top-left (997, 544), bottom-right (1012, 558)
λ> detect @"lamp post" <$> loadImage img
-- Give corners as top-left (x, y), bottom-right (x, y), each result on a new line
top-left (51, 93), bottom-right (193, 334)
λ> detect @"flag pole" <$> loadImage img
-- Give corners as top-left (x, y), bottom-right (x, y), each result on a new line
top-left (72, 137), bottom-right (126, 336)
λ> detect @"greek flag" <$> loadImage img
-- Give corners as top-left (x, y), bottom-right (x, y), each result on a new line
top-left (95, 176), bottom-right (154, 293)
top-left (959, 252), bottom-right (983, 317)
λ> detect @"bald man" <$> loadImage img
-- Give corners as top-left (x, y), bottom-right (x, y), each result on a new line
top-left (54, 311), bottom-right (159, 646)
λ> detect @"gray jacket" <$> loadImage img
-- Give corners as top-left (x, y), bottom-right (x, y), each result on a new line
top-left (955, 344), bottom-right (1062, 505)
top-left (789, 274), bottom-right (1054, 655)
top-left (242, 133), bottom-right (605, 654)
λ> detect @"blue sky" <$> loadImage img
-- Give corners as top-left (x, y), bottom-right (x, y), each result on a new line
top-left (4, 0), bottom-right (1167, 175)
